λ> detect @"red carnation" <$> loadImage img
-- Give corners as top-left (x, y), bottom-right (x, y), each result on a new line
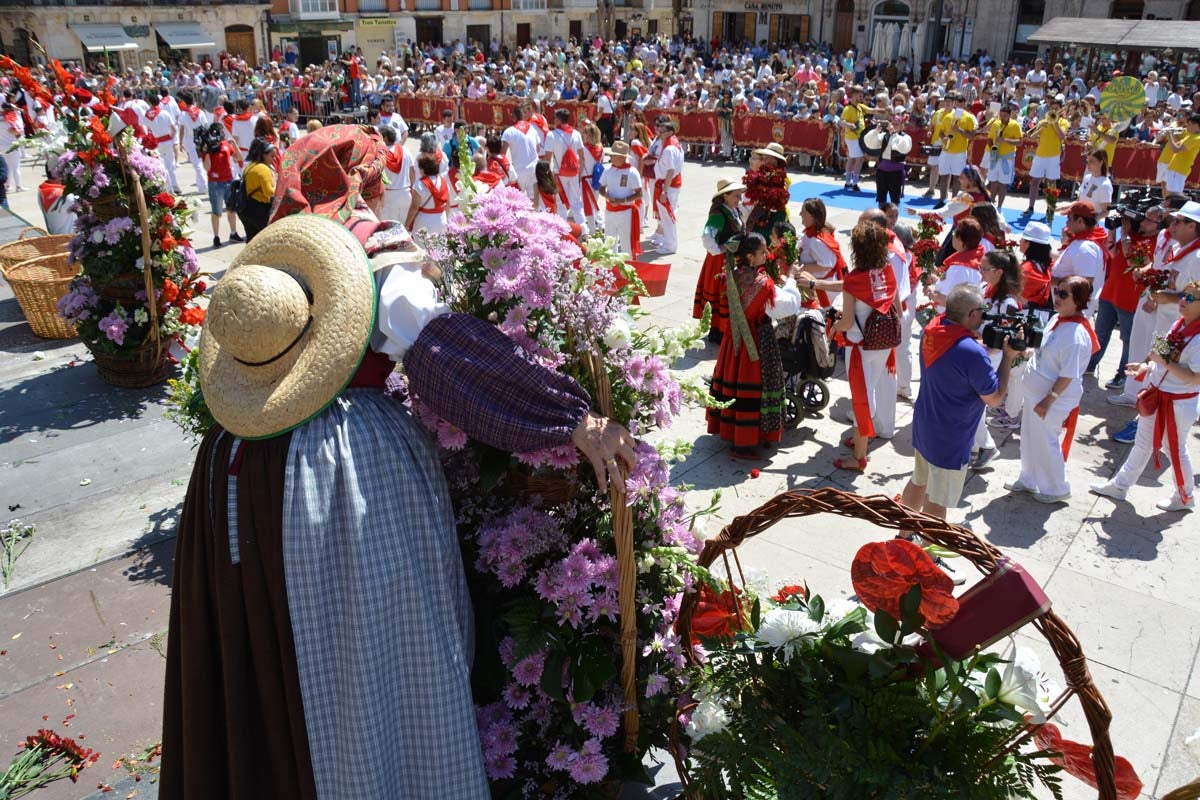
top-left (685, 584), bottom-right (741, 642)
top-left (180, 306), bottom-right (206, 326)
top-left (771, 584), bottom-right (806, 604)
top-left (850, 539), bottom-right (959, 628)
top-left (161, 278), bottom-right (179, 304)
top-left (161, 234), bottom-right (178, 251)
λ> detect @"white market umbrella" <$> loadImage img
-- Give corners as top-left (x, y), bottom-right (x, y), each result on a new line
top-left (912, 20), bottom-right (927, 66)
top-left (873, 22), bottom-right (886, 58)
top-left (898, 23), bottom-right (913, 66)
top-left (886, 24), bottom-right (900, 61)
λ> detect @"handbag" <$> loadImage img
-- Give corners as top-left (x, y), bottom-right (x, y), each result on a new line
top-left (1136, 385), bottom-right (1161, 417)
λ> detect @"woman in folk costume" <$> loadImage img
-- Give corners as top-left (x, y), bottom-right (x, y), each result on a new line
top-left (809, 222), bottom-right (900, 472)
top-left (695, 178), bottom-right (747, 343)
top-left (1091, 279), bottom-right (1200, 513)
top-left (796, 197), bottom-right (848, 311)
top-left (707, 232), bottom-right (804, 459)
top-left (932, 165), bottom-right (991, 266)
top-left (742, 142), bottom-right (791, 239)
top-left (406, 152), bottom-right (449, 239)
top-left (1005, 276), bottom-right (1099, 504)
top-left (159, 125), bottom-right (635, 799)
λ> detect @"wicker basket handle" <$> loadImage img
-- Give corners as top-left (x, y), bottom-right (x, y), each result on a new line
top-left (18, 227), bottom-right (47, 241)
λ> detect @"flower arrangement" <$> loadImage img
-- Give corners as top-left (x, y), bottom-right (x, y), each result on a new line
top-left (1043, 186), bottom-right (1062, 225)
top-left (1134, 267), bottom-right (1171, 296)
top-left (913, 212), bottom-right (945, 288)
top-left (1151, 331), bottom-right (1184, 363)
top-left (744, 165), bottom-right (791, 216)
top-left (676, 537), bottom-right (1142, 800)
top-left (164, 348), bottom-right (215, 445)
top-left (418, 186), bottom-right (714, 796)
top-left (1, 56), bottom-right (204, 367)
top-left (0, 727), bottom-right (100, 798)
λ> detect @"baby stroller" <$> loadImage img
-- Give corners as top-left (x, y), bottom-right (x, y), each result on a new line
top-left (777, 307), bottom-right (836, 429)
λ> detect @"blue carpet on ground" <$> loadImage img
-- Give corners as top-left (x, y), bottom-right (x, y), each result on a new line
top-left (788, 180), bottom-right (1068, 238)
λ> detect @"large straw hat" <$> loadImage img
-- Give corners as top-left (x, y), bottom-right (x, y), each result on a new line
top-left (712, 177), bottom-right (747, 201)
top-left (752, 142), bottom-right (788, 162)
top-left (198, 214), bottom-right (377, 440)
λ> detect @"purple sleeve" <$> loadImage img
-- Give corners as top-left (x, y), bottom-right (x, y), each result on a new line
top-left (403, 313), bottom-right (591, 452)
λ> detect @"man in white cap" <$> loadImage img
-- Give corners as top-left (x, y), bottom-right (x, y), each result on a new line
top-left (597, 141), bottom-right (642, 259)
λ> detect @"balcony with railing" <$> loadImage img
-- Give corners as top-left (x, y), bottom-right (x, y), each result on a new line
top-left (291, 0), bottom-right (340, 18)
top-left (511, 0), bottom-right (547, 10)
top-left (357, 0), bottom-right (386, 10)
top-left (13, 0), bottom-right (253, 6)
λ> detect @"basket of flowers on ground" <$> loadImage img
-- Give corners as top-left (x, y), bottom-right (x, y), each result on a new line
top-left (672, 488), bottom-right (1144, 800)
top-left (1, 55), bottom-right (204, 387)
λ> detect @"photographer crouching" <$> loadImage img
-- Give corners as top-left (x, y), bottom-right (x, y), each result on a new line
top-left (900, 284), bottom-right (1021, 521)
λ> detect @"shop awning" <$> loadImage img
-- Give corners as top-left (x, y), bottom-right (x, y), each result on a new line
top-left (155, 22), bottom-right (215, 50)
top-left (1026, 16), bottom-right (1200, 51)
top-left (71, 24), bottom-right (139, 52)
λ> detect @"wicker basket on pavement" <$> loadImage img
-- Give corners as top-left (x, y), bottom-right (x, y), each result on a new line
top-left (1164, 778), bottom-right (1200, 800)
top-left (0, 228), bottom-right (73, 273)
top-left (2, 252), bottom-right (79, 339)
top-left (673, 487), bottom-right (1120, 800)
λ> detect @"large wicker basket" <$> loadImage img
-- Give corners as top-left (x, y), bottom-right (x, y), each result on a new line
top-left (0, 228), bottom-right (74, 273)
top-left (2, 253), bottom-right (79, 339)
top-left (674, 488), bottom-right (1120, 800)
top-left (1164, 778), bottom-right (1200, 800)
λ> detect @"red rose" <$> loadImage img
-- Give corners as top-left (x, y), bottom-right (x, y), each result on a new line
top-left (179, 306), bottom-right (206, 326)
top-left (162, 213), bottom-right (174, 226)
top-left (193, 280), bottom-right (207, 294)
top-left (771, 584), bottom-right (806, 604)
top-left (850, 539), bottom-right (959, 628)
top-left (684, 584), bottom-right (741, 642)
top-left (161, 278), bottom-right (179, 304)
top-left (154, 192), bottom-right (175, 207)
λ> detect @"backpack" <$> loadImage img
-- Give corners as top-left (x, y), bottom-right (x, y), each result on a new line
top-left (590, 160), bottom-right (604, 190)
top-left (856, 301), bottom-right (902, 350)
top-left (227, 178), bottom-right (247, 214)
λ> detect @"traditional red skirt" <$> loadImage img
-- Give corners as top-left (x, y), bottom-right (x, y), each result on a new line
top-left (706, 322), bottom-right (785, 450)
top-left (694, 251), bottom-right (730, 334)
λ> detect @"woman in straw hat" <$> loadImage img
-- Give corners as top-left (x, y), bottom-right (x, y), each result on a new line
top-left (695, 178), bottom-right (747, 343)
top-left (159, 125), bottom-right (636, 800)
top-left (742, 141), bottom-right (791, 240)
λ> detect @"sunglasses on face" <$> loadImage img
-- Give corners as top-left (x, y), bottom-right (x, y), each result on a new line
top-left (1182, 294), bottom-right (1197, 304)
top-left (1054, 289), bottom-right (1071, 300)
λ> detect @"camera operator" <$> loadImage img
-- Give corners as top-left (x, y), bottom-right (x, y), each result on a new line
top-left (1054, 199), bottom-right (1107, 316)
top-left (980, 250), bottom-right (1027, 435)
top-left (899, 283), bottom-right (1020, 521)
top-left (1005, 276), bottom-right (1100, 504)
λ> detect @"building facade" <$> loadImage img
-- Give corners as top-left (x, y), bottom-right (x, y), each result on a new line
top-left (0, 1), bottom-right (269, 70)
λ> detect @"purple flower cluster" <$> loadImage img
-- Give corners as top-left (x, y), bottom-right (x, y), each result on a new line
top-left (408, 396), bottom-right (468, 451)
top-left (98, 309), bottom-right (127, 345)
top-left (546, 737), bottom-right (609, 784)
top-left (476, 702), bottom-right (519, 780)
top-left (620, 352), bottom-right (684, 429)
top-left (532, 538), bottom-right (620, 628)
top-left (513, 444), bottom-right (578, 470)
top-left (475, 507), bottom-right (568, 589)
top-left (94, 216), bottom-right (135, 246)
top-left (56, 278), bottom-right (99, 323)
top-left (125, 148), bottom-right (166, 183)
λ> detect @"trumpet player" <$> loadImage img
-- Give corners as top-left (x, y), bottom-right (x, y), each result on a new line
top-left (1160, 113), bottom-right (1200, 196)
top-left (1025, 96), bottom-right (1069, 216)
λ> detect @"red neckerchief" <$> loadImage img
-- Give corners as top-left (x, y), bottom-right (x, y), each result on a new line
top-left (38, 181), bottom-right (63, 213)
top-left (2, 110), bottom-right (18, 131)
top-left (1164, 236), bottom-right (1200, 266)
top-left (943, 244), bottom-right (985, 270)
top-left (146, 104), bottom-right (162, 121)
top-left (232, 111), bottom-right (254, 122)
top-left (804, 226), bottom-right (848, 280)
top-left (843, 265), bottom-right (897, 313)
top-left (558, 123), bottom-right (574, 135)
top-left (183, 105), bottom-right (201, 122)
top-left (514, 119), bottom-right (531, 134)
top-left (1051, 314), bottom-right (1101, 461)
top-left (585, 143), bottom-right (604, 163)
top-left (385, 143), bottom-right (405, 174)
top-left (419, 176), bottom-right (448, 213)
top-left (921, 313), bottom-right (978, 368)
top-left (630, 141), bottom-right (648, 159)
top-left (539, 188), bottom-right (558, 214)
top-left (1051, 314), bottom-right (1101, 355)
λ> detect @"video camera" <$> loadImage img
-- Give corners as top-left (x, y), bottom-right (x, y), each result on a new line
top-left (1104, 187), bottom-right (1163, 231)
top-left (193, 122), bottom-right (225, 156)
top-left (981, 309), bottom-right (1045, 352)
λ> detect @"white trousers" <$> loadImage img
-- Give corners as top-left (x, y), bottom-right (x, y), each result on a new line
top-left (848, 345), bottom-right (897, 438)
top-left (1120, 302), bottom-right (1161, 401)
top-left (556, 174), bottom-right (588, 234)
top-left (1004, 359), bottom-right (1029, 418)
top-left (382, 189), bottom-right (412, 227)
top-left (156, 143), bottom-right (180, 192)
top-left (896, 300), bottom-right (917, 395)
top-left (516, 169), bottom-right (537, 202)
top-left (605, 205), bottom-right (638, 260)
top-left (1017, 372), bottom-right (1074, 496)
top-left (1110, 398), bottom-right (1198, 501)
top-left (5, 149), bottom-right (23, 190)
top-left (973, 350), bottom-right (1002, 450)
top-left (184, 144), bottom-right (207, 194)
top-left (655, 185), bottom-right (681, 251)
top-left (411, 210), bottom-right (446, 241)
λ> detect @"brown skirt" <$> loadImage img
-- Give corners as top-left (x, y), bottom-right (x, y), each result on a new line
top-left (159, 428), bottom-right (319, 800)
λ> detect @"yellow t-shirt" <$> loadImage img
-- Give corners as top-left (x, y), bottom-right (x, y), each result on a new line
top-left (1168, 132), bottom-right (1200, 176)
top-left (1089, 123), bottom-right (1117, 167)
top-left (244, 162), bottom-right (276, 203)
top-left (943, 111), bottom-right (977, 154)
top-left (988, 118), bottom-right (1022, 157)
top-left (929, 109), bottom-right (946, 145)
top-left (1035, 117), bottom-right (1068, 159)
top-left (841, 104), bottom-right (864, 140)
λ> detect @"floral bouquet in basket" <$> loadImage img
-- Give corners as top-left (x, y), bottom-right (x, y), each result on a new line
top-left (677, 538), bottom-right (1144, 800)
top-left (1043, 186), bottom-right (1062, 226)
top-left (417, 187), bottom-right (718, 796)
top-left (913, 212), bottom-right (945, 288)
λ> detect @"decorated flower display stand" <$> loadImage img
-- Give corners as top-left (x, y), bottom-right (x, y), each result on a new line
top-left (672, 488), bottom-right (1143, 800)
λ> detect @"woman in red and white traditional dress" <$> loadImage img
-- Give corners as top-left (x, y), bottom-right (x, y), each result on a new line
top-left (1091, 279), bottom-right (1200, 513)
top-left (707, 233), bottom-right (803, 459)
top-left (796, 198), bottom-right (847, 311)
top-left (406, 153), bottom-right (449, 238)
top-left (695, 178), bottom-right (747, 342)
top-left (931, 217), bottom-right (986, 311)
top-left (1007, 276), bottom-right (1099, 503)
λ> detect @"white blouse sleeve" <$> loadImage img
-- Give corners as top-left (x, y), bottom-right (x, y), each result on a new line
top-left (371, 263), bottom-right (451, 361)
top-left (767, 278), bottom-right (804, 320)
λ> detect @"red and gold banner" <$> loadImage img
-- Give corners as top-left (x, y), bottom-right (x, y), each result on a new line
top-left (395, 95), bottom-right (456, 126)
top-left (734, 114), bottom-right (834, 156)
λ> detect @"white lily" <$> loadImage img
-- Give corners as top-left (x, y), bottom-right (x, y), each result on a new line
top-left (996, 644), bottom-right (1046, 722)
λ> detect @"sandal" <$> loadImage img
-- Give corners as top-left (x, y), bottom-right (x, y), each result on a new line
top-left (834, 456), bottom-right (868, 472)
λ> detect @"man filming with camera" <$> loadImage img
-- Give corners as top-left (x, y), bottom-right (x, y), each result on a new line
top-left (899, 284), bottom-right (1021, 522)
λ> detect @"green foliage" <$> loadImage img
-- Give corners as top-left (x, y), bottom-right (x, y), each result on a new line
top-left (164, 348), bottom-right (214, 443)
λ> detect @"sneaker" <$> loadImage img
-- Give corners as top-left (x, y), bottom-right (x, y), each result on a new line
top-left (1156, 495), bottom-right (1196, 512)
top-left (212, 236), bottom-right (221, 249)
top-left (1089, 481), bottom-right (1128, 501)
top-left (1112, 420), bottom-right (1139, 444)
top-left (994, 411), bottom-right (1022, 430)
top-left (1023, 205), bottom-right (1035, 215)
top-left (1033, 491), bottom-right (1070, 504)
top-left (229, 231), bottom-right (244, 243)
top-left (987, 406), bottom-right (1003, 417)
top-left (1105, 376), bottom-right (1126, 390)
top-left (1004, 480), bottom-right (1034, 494)
top-left (843, 182), bottom-right (853, 191)
top-left (1107, 394), bottom-right (1137, 407)
top-left (971, 447), bottom-right (999, 471)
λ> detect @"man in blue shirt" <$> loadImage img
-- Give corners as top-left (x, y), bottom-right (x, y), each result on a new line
top-left (900, 284), bottom-right (1019, 520)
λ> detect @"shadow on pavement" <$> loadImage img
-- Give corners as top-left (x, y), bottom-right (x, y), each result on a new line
top-left (0, 359), bottom-right (171, 445)
top-left (969, 493), bottom-right (1057, 550)
top-left (1084, 504), bottom-right (1166, 562)
top-left (121, 509), bottom-right (183, 588)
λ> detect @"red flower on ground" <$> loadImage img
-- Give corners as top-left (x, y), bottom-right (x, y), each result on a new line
top-left (771, 584), bottom-right (806, 604)
top-left (1033, 722), bottom-right (1142, 800)
top-left (850, 539), bottom-right (959, 628)
top-left (686, 584), bottom-right (741, 642)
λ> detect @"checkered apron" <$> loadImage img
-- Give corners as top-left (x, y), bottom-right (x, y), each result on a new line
top-left (281, 389), bottom-right (488, 799)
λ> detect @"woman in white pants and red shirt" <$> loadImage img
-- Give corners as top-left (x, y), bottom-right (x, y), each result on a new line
top-left (1091, 279), bottom-right (1200, 512)
top-left (1005, 276), bottom-right (1100, 503)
